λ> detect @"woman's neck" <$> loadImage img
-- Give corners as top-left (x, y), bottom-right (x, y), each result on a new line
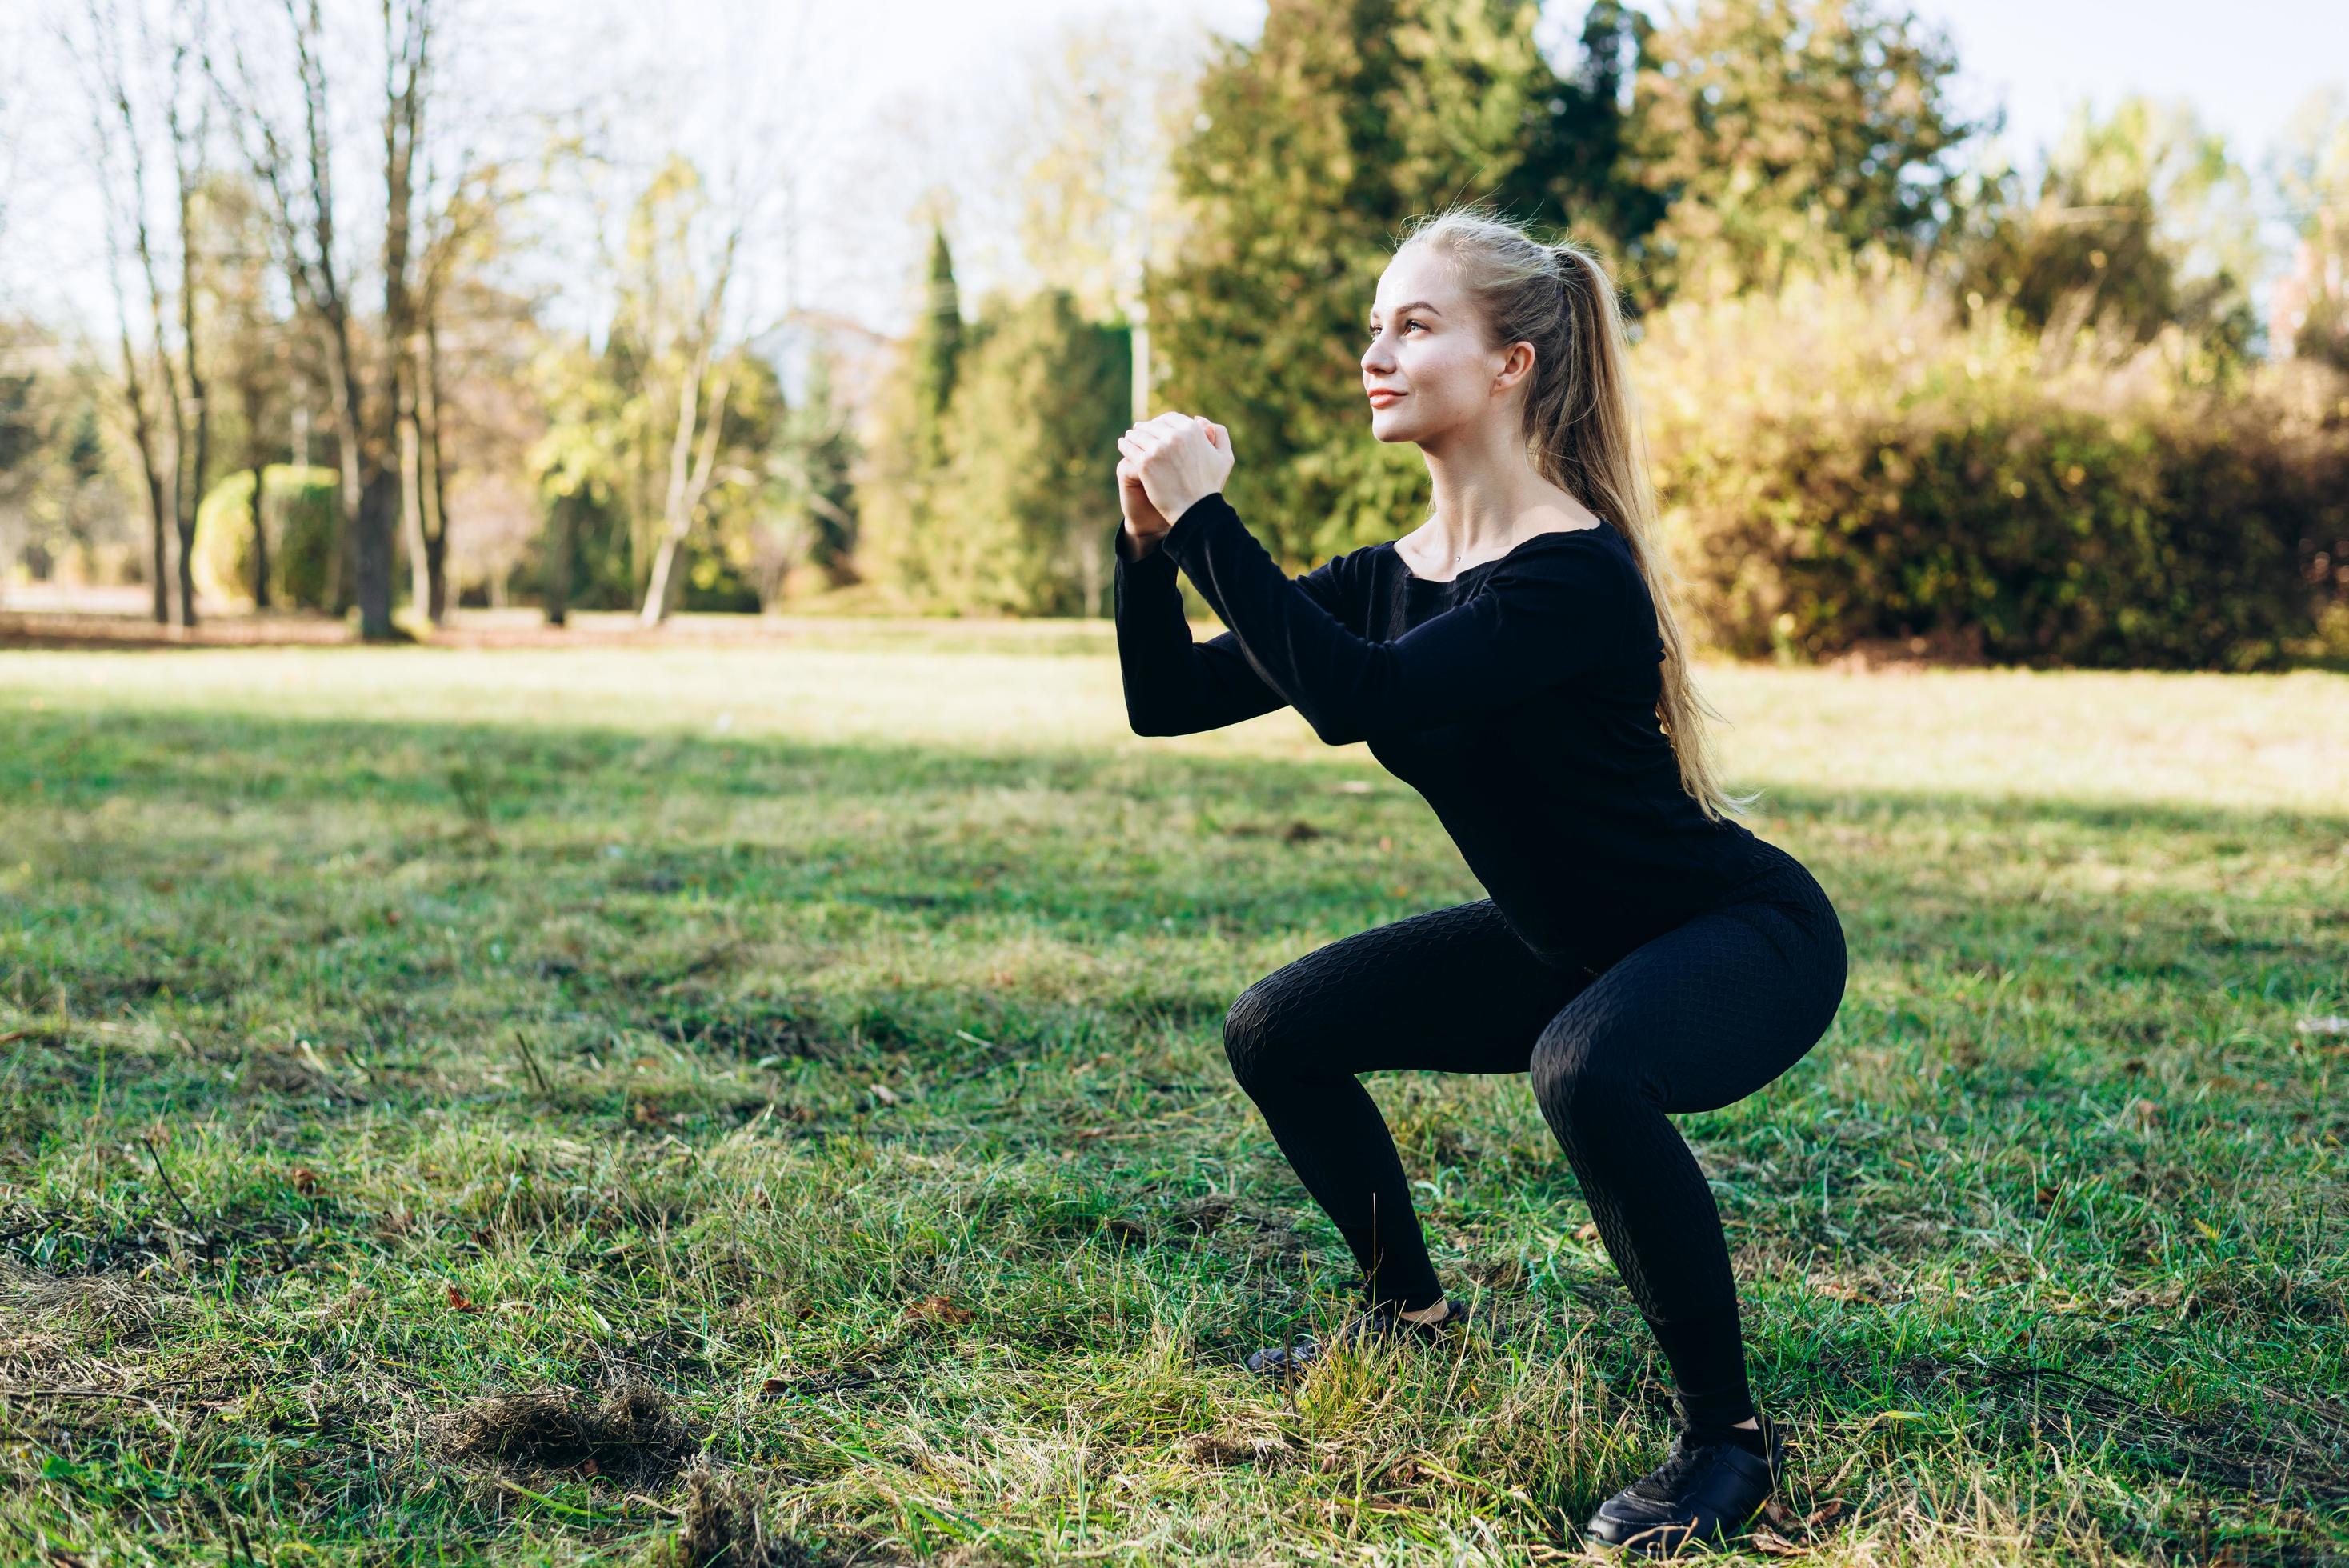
top-left (1415, 428), bottom-right (1585, 564)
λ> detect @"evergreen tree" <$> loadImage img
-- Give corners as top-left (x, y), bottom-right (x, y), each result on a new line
top-left (934, 287), bottom-right (1130, 617)
top-left (787, 345), bottom-right (861, 583)
top-left (1626, 0), bottom-right (1980, 302)
top-left (910, 226), bottom-right (965, 473)
top-left (856, 223), bottom-right (969, 600)
top-left (1152, 0), bottom-right (1612, 566)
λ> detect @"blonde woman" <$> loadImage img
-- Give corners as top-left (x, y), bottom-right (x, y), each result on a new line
top-left (1111, 207), bottom-right (1847, 1556)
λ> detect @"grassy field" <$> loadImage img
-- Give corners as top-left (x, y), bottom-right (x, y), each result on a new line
top-left (2, 625), bottom-right (2346, 1566)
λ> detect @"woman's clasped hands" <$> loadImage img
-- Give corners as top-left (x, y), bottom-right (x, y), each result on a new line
top-left (1115, 412), bottom-right (1235, 543)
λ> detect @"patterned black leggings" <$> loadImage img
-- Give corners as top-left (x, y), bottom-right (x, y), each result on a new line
top-left (1222, 855), bottom-right (1847, 1429)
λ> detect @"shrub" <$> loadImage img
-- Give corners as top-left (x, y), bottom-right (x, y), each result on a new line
top-left (192, 464), bottom-right (341, 610)
top-left (1634, 262), bottom-right (2349, 667)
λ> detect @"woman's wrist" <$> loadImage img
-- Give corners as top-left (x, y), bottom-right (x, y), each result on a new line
top-left (1119, 521), bottom-right (1170, 561)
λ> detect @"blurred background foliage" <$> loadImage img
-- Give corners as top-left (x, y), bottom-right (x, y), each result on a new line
top-left (5, 0), bottom-right (2347, 665)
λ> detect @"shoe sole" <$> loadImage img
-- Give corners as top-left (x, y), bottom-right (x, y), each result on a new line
top-left (1242, 1303), bottom-right (1486, 1378)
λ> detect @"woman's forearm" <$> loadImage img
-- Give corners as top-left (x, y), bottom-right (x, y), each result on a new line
top-left (1110, 517), bottom-right (1288, 736)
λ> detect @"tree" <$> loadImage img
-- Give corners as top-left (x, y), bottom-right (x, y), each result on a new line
top-left (406, 160), bottom-right (523, 625)
top-left (934, 287), bottom-right (1130, 616)
top-left (855, 222), bottom-right (966, 599)
top-left (213, 0), bottom-right (434, 642)
top-left (70, 0), bottom-right (213, 626)
top-left (2267, 87), bottom-right (2349, 369)
top-left (744, 338), bottom-right (859, 607)
top-left (1626, 0), bottom-right (1979, 302)
top-left (191, 170), bottom-right (297, 608)
top-left (1959, 96), bottom-right (2259, 356)
top-left (0, 333), bottom-right (123, 594)
top-left (614, 155), bottom-right (744, 626)
top-left (527, 333), bottom-right (629, 626)
top-left (1152, 0), bottom-right (1598, 566)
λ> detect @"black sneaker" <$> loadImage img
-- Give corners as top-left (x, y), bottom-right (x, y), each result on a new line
top-left (1243, 1296), bottom-right (1469, 1378)
top-left (1584, 1416), bottom-right (1785, 1556)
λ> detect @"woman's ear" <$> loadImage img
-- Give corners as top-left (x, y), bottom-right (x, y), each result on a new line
top-left (1493, 341), bottom-right (1537, 393)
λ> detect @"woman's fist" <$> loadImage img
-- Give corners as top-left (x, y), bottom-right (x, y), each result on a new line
top-left (1116, 454), bottom-right (1168, 542)
top-left (1116, 412), bottom-right (1233, 528)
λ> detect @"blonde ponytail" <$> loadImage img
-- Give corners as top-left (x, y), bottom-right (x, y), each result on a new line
top-left (1397, 206), bottom-right (1760, 822)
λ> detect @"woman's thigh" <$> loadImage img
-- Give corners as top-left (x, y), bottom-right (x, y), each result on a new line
top-left (1532, 888), bottom-right (1847, 1114)
top-left (1226, 898), bottom-right (1582, 1081)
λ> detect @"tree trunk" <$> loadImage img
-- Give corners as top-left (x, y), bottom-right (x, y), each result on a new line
top-left (249, 460), bottom-right (270, 608)
top-left (356, 465), bottom-right (400, 639)
top-left (117, 329), bottom-right (170, 624)
top-left (544, 492), bottom-right (572, 627)
top-left (173, 132), bottom-right (206, 630)
top-left (145, 470), bottom-right (170, 622)
top-left (637, 358), bottom-right (733, 628)
top-left (402, 411), bottom-right (429, 623)
top-left (327, 345), bottom-right (362, 616)
top-left (359, 0), bottom-right (427, 643)
top-left (421, 314), bottom-right (450, 623)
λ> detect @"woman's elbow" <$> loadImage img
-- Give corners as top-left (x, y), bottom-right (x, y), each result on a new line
top-left (1304, 710), bottom-right (1367, 747)
top-left (1124, 699), bottom-right (1183, 738)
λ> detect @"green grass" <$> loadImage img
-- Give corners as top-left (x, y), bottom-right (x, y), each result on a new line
top-left (2, 628), bottom-right (2345, 1566)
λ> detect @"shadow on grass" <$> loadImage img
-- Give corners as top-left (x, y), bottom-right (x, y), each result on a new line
top-left (6, 698), bottom-right (2347, 1546)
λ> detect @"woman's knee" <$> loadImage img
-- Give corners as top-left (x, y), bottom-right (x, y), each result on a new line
top-left (1222, 978), bottom-right (1288, 1094)
top-left (1528, 1030), bottom-right (1644, 1146)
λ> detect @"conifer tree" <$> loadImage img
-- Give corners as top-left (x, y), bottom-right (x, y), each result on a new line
top-left (1151, 0), bottom-right (1618, 565)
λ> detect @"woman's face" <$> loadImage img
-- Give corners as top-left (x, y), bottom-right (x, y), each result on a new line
top-left (1361, 246), bottom-right (1527, 446)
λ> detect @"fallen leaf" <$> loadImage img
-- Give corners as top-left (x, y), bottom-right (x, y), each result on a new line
top-left (290, 1166), bottom-right (319, 1195)
top-left (1574, 1222), bottom-right (1600, 1242)
top-left (870, 1082), bottom-right (900, 1106)
top-left (904, 1294), bottom-right (974, 1326)
top-left (1750, 1526), bottom-right (1809, 1557)
top-left (445, 1283), bottom-right (481, 1314)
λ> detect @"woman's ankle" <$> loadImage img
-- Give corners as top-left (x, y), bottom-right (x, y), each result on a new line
top-left (1395, 1295), bottom-right (1451, 1326)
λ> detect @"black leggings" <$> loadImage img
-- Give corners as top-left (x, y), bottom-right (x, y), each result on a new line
top-left (1222, 854), bottom-right (1847, 1429)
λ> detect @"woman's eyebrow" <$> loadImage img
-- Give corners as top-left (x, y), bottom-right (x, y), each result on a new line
top-left (1367, 300), bottom-right (1442, 323)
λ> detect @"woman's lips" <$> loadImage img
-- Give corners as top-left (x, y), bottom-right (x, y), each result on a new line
top-left (1367, 390), bottom-right (1404, 406)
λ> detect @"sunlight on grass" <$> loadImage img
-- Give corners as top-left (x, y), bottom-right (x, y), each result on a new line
top-left (1, 632), bottom-right (2343, 1565)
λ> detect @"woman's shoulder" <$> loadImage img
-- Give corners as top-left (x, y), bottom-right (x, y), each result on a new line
top-left (1489, 526), bottom-right (1659, 641)
top-left (1488, 523), bottom-right (1641, 589)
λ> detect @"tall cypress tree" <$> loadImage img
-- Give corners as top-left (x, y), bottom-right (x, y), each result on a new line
top-left (909, 226), bottom-right (965, 474)
top-left (856, 224), bottom-right (967, 598)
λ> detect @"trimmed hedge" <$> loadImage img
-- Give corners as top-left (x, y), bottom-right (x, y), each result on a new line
top-left (193, 464), bottom-right (340, 610)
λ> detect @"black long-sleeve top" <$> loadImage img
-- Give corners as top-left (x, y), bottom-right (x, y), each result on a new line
top-left (1111, 490), bottom-right (1791, 977)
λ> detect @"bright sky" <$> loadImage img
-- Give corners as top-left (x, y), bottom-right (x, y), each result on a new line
top-left (4, 0), bottom-right (2343, 343)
